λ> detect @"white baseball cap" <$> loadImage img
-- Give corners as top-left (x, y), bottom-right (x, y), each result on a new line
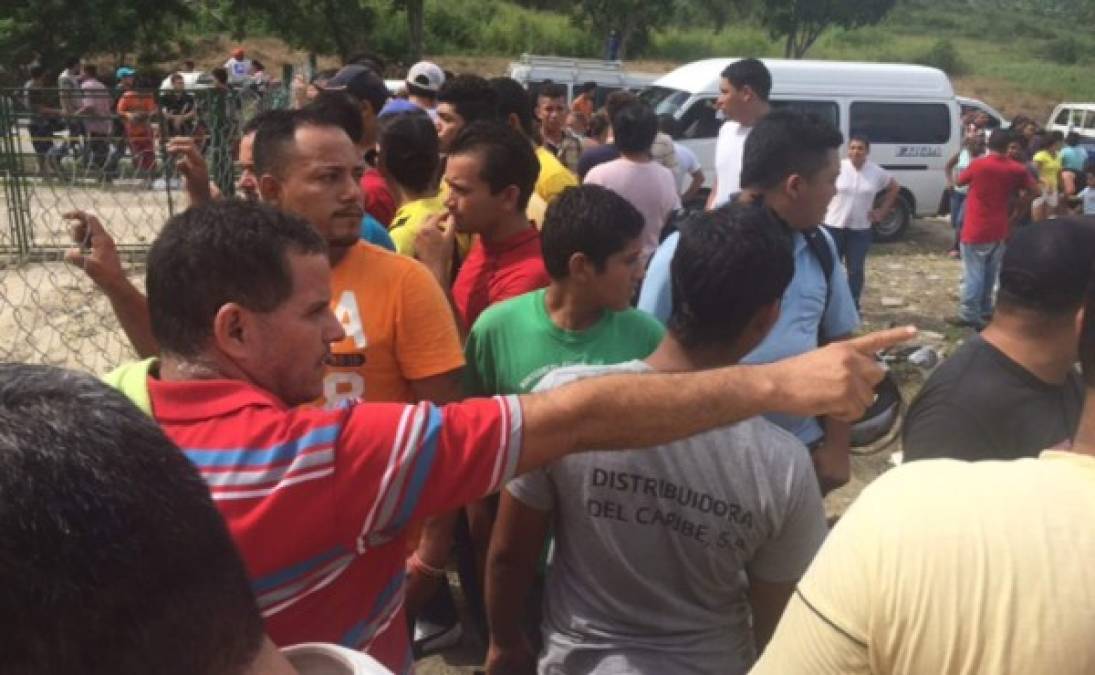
top-left (405, 61), bottom-right (445, 94)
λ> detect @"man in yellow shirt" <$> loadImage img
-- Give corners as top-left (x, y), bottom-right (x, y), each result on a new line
top-left (379, 110), bottom-right (471, 260)
top-left (1033, 130), bottom-right (1065, 220)
top-left (752, 269), bottom-right (1095, 674)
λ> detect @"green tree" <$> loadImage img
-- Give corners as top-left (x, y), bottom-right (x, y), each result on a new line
top-left (756, 0), bottom-right (897, 58)
top-left (392, 0), bottom-right (424, 61)
top-left (0, 0), bottom-right (188, 77)
top-left (572, 0), bottom-right (675, 59)
top-left (239, 0), bottom-right (376, 62)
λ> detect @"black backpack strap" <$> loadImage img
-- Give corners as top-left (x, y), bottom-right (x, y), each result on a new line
top-left (803, 227), bottom-right (834, 345)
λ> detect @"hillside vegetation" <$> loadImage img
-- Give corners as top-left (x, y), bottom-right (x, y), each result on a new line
top-left (178, 0), bottom-right (1095, 121)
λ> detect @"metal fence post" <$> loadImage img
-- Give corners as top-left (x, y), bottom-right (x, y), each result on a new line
top-left (0, 91), bottom-right (31, 257)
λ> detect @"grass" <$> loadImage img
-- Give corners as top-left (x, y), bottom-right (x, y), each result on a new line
top-left (169, 0), bottom-right (1095, 123)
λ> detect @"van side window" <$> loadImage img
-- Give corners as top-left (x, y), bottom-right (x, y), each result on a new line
top-left (770, 100), bottom-right (840, 129)
top-left (850, 102), bottom-right (951, 144)
top-left (1055, 108), bottom-right (1072, 126)
top-left (1071, 109), bottom-right (1088, 128)
top-left (1084, 112), bottom-right (1095, 130)
top-left (678, 98), bottom-right (723, 140)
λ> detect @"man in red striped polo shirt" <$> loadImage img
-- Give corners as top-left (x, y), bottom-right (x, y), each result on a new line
top-left (105, 199), bottom-right (909, 673)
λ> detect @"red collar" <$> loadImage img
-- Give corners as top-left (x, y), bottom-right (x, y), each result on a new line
top-left (481, 226), bottom-right (539, 255)
top-left (148, 377), bottom-right (289, 422)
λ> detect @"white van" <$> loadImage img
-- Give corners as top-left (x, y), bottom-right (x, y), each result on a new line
top-left (1046, 103), bottom-right (1095, 141)
top-left (641, 59), bottom-right (961, 241)
top-left (508, 53), bottom-right (659, 109)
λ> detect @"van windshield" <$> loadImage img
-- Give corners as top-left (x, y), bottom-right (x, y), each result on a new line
top-left (640, 86), bottom-right (692, 117)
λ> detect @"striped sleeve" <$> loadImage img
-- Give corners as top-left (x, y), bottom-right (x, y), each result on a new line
top-left (338, 395), bottom-right (523, 552)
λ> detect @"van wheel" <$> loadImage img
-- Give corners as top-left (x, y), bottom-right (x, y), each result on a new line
top-left (873, 194), bottom-right (911, 243)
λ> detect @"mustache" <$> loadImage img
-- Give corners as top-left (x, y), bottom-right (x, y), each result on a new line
top-left (335, 206), bottom-right (364, 218)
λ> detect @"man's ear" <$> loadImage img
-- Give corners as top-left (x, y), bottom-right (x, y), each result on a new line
top-left (784, 173), bottom-right (803, 201)
top-left (568, 252), bottom-right (594, 282)
top-left (259, 174), bottom-right (282, 204)
top-left (741, 299), bottom-right (783, 354)
top-left (506, 112), bottom-right (522, 133)
top-left (212, 303), bottom-right (255, 361)
top-left (499, 183), bottom-right (522, 213)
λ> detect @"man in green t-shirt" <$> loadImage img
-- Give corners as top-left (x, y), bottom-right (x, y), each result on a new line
top-left (464, 184), bottom-right (664, 396)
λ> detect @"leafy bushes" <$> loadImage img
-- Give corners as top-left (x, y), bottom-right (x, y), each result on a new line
top-left (916, 38), bottom-right (967, 75)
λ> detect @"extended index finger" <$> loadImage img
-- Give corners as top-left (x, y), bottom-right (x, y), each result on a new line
top-left (847, 325), bottom-right (917, 355)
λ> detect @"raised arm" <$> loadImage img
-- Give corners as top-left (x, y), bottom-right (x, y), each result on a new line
top-left (64, 211), bottom-right (159, 358)
top-left (515, 327), bottom-right (915, 474)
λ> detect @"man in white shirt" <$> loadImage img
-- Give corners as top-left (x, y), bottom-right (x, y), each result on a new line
top-left (823, 135), bottom-right (899, 307)
top-left (224, 47), bottom-right (253, 86)
top-left (707, 58), bottom-right (772, 209)
top-left (585, 102), bottom-right (680, 263)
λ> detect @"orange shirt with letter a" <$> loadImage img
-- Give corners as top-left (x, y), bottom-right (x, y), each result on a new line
top-left (323, 242), bottom-right (464, 406)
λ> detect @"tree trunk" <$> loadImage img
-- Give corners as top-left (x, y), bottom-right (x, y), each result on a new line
top-left (407, 0), bottom-right (424, 62)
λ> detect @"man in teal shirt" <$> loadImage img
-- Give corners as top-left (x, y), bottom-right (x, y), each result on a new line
top-left (464, 184), bottom-right (664, 396)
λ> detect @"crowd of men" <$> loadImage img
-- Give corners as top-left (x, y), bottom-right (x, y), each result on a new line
top-left (5, 54), bottom-right (1095, 675)
top-left (19, 48), bottom-right (271, 184)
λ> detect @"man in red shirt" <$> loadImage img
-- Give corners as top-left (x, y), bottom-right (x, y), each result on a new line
top-left (104, 198), bottom-right (906, 674)
top-left (952, 129), bottom-right (1037, 329)
top-left (419, 121), bottom-right (551, 331)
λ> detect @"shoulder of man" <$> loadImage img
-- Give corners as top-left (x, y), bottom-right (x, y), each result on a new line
top-left (532, 360), bottom-right (649, 394)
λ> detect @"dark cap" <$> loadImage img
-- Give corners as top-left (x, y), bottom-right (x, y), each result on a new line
top-left (999, 217), bottom-right (1095, 312)
top-left (322, 65), bottom-right (390, 115)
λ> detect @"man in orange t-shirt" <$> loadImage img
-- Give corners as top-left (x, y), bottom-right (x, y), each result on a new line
top-left (570, 82), bottom-right (596, 118)
top-left (323, 240), bottom-right (463, 406)
top-left (115, 67), bottom-right (157, 174)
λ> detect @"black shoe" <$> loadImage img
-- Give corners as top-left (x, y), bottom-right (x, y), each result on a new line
top-left (412, 579), bottom-right (462, 657)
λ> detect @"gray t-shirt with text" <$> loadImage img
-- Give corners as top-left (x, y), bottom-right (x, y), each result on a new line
top-left (508, 361), bottom-right (828, 675)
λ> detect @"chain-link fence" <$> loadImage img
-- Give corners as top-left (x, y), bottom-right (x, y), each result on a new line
top-left (1, 83), bottom-right (289, 374)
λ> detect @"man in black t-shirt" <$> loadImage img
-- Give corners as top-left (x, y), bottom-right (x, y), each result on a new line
top-left (904, 218), bottom-right (1095, 462)
top-left (160, 73), bottom-right (198, 137)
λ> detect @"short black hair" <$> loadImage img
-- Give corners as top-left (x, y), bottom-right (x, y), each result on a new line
top-left (589, 111), bottom-right (610, 137)
top-left (1080, 262), bottom-right (1095, 388)
top-left (720, 58), bottom-right (772, 101)
top-left (147, 200), bottom-right (327, 357)
top-left (541, 185), bottom-right (644, 279)
top-left (580, 81), bottom-right (596, 94)
top-left (849, 134), bottom-right (871, 149)
top-left (437, 74), bottom-right (498, 125)
top-left (253, 107), bottom-right (348, 178)
top-left (305, 90), bottom-right (366, 144)
top-left (491, 76), bottom-right (536, 139)
top-left (613, 102), bottom-right (658, 154)
top-left (379, 111), bottom-right (440, 194)
top-left (0, 363), bottom-right (264, 674)
top-left (83, 63), bottom-right (98, 77)
top-left (538, 83), bottom-right (567, 102)
top-left (1067, 131), bottom-right (1080, 147)
top-left (63, 56), bottom-right (80, 69)
top-left (211, 66), bottom-right (228, 84)
top-left (668, 203), bottom-right (794, 348)
top-left (241, 107), bottom-right (285, 137)
top-left (657, 113), bottom-right (679, 138)
top-left (605, 90), bottom-right (639, 125)
top-left (998, 217), bottom-right (1095, 316)
top-left (345, 51), bottom-right (386, 74)
top-left (29, 64), bottom-right (45, 79)
top-left (449, 120), bottom-right (539, 211)
top-left (988, 128), bottom-right (1012, 152)
top-left (741, 109), bottom-right (843, 189)
top-left (1047, 130), bottom-right (1065, 145)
